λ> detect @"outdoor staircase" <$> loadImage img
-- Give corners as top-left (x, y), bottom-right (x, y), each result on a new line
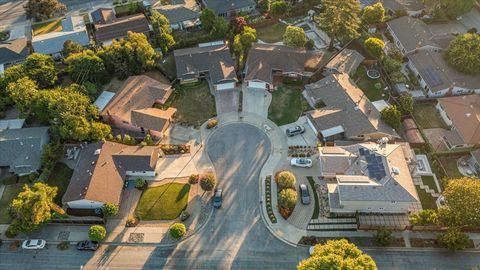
top-left (307, 217), bottom-right (358, 231)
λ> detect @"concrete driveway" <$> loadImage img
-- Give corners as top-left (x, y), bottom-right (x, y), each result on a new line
top-left (280, 116), bottom-right (318, 147)
top-left (215, 89), bottom-right (239, 114)
top-left (242, 85), bottom-right (271, 118)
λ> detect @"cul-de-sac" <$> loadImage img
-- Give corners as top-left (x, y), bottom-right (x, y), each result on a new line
top-left (0, 0), bottom-right (480, 269)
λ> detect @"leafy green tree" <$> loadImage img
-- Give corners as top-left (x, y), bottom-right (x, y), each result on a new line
top-left (231, 16), bottom-right (247, 34)
top-left (438, 178), bottom-right (480, 228)
top-left (278, 188), bottom-right (297, 210)
top-left (258, 0), bottom-right (271, 13)
top-left (375, 228), bottom-right (392, 246)
top-left (283, 26), bottom-right (307, 48)
top-left (298, 239), bottom-right (378, 270)
top-left (315, 0), bottom-right (361, 50)
top-left (364, 37), bottom-right (385, 59)
top-left (200, 8), bottom-right (217, 31)
top-left (239, 26), bottom-right (257, 50)
top-left (170, 223), bottom-right (186, 239)
top-left (382, 56), bottom-right (406, 83)
top-left (200, 174), bottom-right (216, 191)
top-left (0, 64), bottom-right (27, 91)
top-left (362, 2), bottom-right (385, 25)
top-left (276, 171), bottom-right (296, 190)
top-left (89, 121), bottom-right (111, 141)
top-left (62, 40), bottom-right (84, 58)
top-left (6, 77), bottom-right (39, 113)
top-left (409, 209), bottom-right (438, 226)
top-left (89, 225), bottom-right (107, 241)
top-left (437, 228), bottom-right (471, 251)
top-left (211, 17), bottom-right (229, 38)
top-left (65, 50), bottom-right (107, 83)
top-left (445, 33), bottom-right (480, 74)
top-left (398, 94), bottom-right (413, 115)
top-left (23, 53), bottom-right (57, 88)
top-left (102, 203), bottom-right (119, 217)
top-left (8, 183), bottom-right (64, 233)
top-left (270, 1), bottom-right (288, 18)
top-left (26, 0), bottom-right (66, 21)
top-left (151, 10), bottom-right (175, 54)
top-left (305, 39), bottom-right (315, 50)
top-left (380, 105), bottom-right (401, 128)
top-left (58, 114), bottom-right (91, 141)
top-left (424, 0), bottom-right (475, 19)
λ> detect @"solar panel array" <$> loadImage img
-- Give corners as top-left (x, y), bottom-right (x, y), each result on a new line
top-left (359, 148), bottom-right (387, 181)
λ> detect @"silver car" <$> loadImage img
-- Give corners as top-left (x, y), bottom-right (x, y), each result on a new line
top-left (299, 184), bottom-right (311, 205)
top-left (22, 239), bottom-right (46, 250)
top-left (290, 158), bottom-right (313, 168)
top-left (286, 126), bottom-right (305, 137)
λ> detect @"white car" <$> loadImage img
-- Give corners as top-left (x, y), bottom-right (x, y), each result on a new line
top-left (290, 158), bottom-right (313, 168)
top-left (309, 246), bottom-right (315, 255)
top-left (22, 239), bottom-right (46, 250)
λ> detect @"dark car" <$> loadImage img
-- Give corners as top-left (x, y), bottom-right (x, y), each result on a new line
top-left (76, 240), bottom-right (99, 251)
top-left (123, 180), bottom-right (130, 189)
top-left (299, 184), bottom-right (310, 205)
top-left (286, 125), bottom-right (305, 137)
top-left (213, 188), bottom-right (223, 208)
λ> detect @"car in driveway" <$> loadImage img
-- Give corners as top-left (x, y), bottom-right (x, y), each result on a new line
top-left (22, 239), bottom-right (46, 250)
top-left (286, 125), bottom-right (305, 137)
top-left (299, 184), bottom-right (311, 205)
top-left (213, 188), bottom-right (223, 208)
top-left (76, 240), bottom-right (99, 251)
top-left (291, 158), bottom-right (313, 168)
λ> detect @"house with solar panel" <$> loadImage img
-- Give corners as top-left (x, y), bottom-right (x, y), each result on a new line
top-left (319, 142), bottom-right (419, 214)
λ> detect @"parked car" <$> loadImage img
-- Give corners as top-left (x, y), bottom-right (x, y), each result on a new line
top-left (286, 125), bottom-right (305, 137)
top-left (123, 180), bottom-right (130, 189)
top-left (299, 184), bottom-right (311, 205)
top-left (291, 158), bottom-right (313, 168)
top-left (76, 240), bottom-right (99, 251)
top-left (22, 239), bottom-right (46, 250)
top-left (213, 188), bottom-right (223, 208)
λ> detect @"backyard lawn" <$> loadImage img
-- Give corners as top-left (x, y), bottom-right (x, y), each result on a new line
top-left (437, 155), bottom-right (463, 180)
top-left (412, 102), bottom-right (448, 129)
top-left (415, 185), bottom-right (438, 210)
top-left (157, 53), bottom-right (176, 80)
top-left (46, 163), bottom-right (73, 205)
top-left (135, 183), bottom-right (190, 220)
top-left (353, 67), bottom-right (387, 101)
top-left (32, 18), bottom-right (62, 36)
top-left (268, 84), bottom-right (309, 126)
top-left (161, 81), bottom-right (216, 127)
top-left (421, 175), bottom-right (439, 193)
top-left (256, 23), bottom-right (287, 43)
top-left (0, 184), bottom-right (24, 223)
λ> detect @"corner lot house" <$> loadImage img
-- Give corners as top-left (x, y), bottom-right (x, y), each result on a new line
top-left (63, 141), bottom-right (160, 210)
top-left (0, 127), bottom-right (49, 176)
top-left (323, 49), bottom-right (364, 77)
top-left (94, 13), bottom-right (151, 45)
top-left (303, 74), bottom-right (398, 142)
top-left (32, 16), bottom-right (90, 57)
top-left (436, 95), bottom-right (480, 149)
top-left (245, 43), bottom-right (329, 90)
top-left (0, 37), bottom-right (29, 74)
top-left (319, 142), bottom-right (419, 214)
top-left (174, 43), bottom-right (237, 90)
top-left (154, 0), bottom-right (201, 30)
top-left (99, 75), bottom-right (176, 137)
top-left (202, 0), bottom-right (256, 18)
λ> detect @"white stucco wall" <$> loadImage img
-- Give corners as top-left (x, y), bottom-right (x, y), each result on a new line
top-left (66, 199), bottom-right (104, 209)
top-left (215, 82), bottom-right (235, 90)
top-left (126, 171), bottom-right (156, 177)
top-left (247, 80), bottom-right (267, 89)
top-left (332, 200), bottom-right (413, 214)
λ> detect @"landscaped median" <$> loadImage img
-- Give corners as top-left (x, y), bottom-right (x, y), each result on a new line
top-left (275, 171), bottom-right (298, 220)
top-left (264, 176), bottom-right (277, 223)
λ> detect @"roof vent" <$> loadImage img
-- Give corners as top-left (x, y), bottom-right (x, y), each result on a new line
top-left (354, 106), bottom-right (359, 111)
top-left (94, 149), bottom-right (101, 155)
top-left (392, 167), bottom-right (400, 175)
top-left (466, 113), bottom-right (471, 117)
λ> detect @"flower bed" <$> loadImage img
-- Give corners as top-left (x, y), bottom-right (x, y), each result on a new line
top-left (160, 144), bottom-right (191, 155)
top-left (265, 175), bottom-right (277, 223)
top-left (288, 145), bottom-right (317, 157)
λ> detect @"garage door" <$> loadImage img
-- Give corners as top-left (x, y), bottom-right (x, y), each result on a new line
top-left (247, 81), bottom-right (267, 89)
top-left (216, 82), bottom-right (235, 90)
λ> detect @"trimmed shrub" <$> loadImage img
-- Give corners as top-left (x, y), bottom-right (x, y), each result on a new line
top-left (437, 228), bottom-right (471, 251)
top-left (200, 174), bottom-right (216, 191)
top-left (275, 171), bottom-right (296, 190)
top-left (102, 203), bottom-right (119, 217)
top-left (206, 119), bottom-right (218, 129)
top-left (375, 228), bottom-right (392, 246)
top-left (126, 216), bottom-right (139, 227)
top-left (278, 188), bottom-right (297, 210)
top-left (57, 241), bottom-right (70, 250)
top-left (170, 223), bottom-right (187, 239)
top-left (135, 178), bottom-right (147, 189)
top-left (89, 225), bottom-right (107, 242)
top-left (5, 225), bottom-right (18, 238)
top-left (188, 174), bottom-right (199, 184)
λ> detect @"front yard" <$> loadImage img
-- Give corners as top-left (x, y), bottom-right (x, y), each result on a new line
top-left (0, 184), bottom-right (24, 223)
top-left (256, 23), bottom-right (287, 43)
top-left (352, 67), bottom-right (387, 101)
top-left (160, 81), bottom-right (216, 127)
top-left (268, 84), bottom-right (309, 126)
top-left (135, 182), bottom-right (190, 220)
top-left (412, 102), bottom-right (448, 129)
top-left (32, 18), bottom-right (63, 36)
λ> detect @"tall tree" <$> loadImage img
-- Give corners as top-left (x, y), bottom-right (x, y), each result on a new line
top-left (270, 1), bottom-right (288, 18)
top-left (231, 16), bottom-right (247, 34)
top-left (380, 105), bottom-right (401, 128)
top-left (8, 183), bottom-right (64, 233)
top-left (423, 0), bottom-right (475, 19)
top-left (315, 0), bottom-right (361, 50)
top-left (364, 37), bottom-right (385, 59)
top-left (151, 10), bottom-right (175, 54)
top-left (23, 53), bottom-right (57, 88)
top-left (65, 50), bottom-right (107, 83)
top-left (362, 2), bottom-right (385, 25)
top-left (439, 177), bottom-right (480, 228)
top-left (298, 239), bottom-right (377, 270)
top-left (283, 26), bottom-right (307, 48)
top-left (445, 33), bottom-right (480, 75)
top-left (26, 0), bottom-right (67, 21)
top-left (200, 9), bottom-right (217, 32)
top-left (6, 77), bottom-right (39, 114)
top-left (62, 40), bottom-right (84, 58)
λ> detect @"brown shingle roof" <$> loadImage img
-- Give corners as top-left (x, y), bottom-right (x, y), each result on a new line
top-left (131, 107), bottom-right (177, 132)
top-left (94, 14), bottom-right (150, 43)
top-left (438, 95), bottom-right (480, 145)
top-left (62, 141), bottom-right (159, 205)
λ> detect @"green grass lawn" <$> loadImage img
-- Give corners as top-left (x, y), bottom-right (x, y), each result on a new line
top-left (0, 184), bottom-right (24, 223)
top-left (353, 67), bottom-right (387, 101)
top-left (256, 23), bottom-right (287, 43)
top-left (32, 19), bottom-right (63, 36)
top-left (306, 176), bottom-right (319, 219)
top-left (268, 84), bottom-right (309, 126)
top-left (412, 102), bottom-right (448, 129)
top-left (415, 185), bottom-right (438, 210)
top-left (135, 183), bottom-right (190, 220)
top-left (421, 175), bottom-right (439, 193)
top-left (437, 156), bottom-right (463, 180)
top-left (114, 2), bottom-right (141, 16)
top-left (157, 53), bottom-right (176, 80)
top-left (161, 81), bottom-right (216, 127)
top-left (46, 163), bottom-right (73, 206)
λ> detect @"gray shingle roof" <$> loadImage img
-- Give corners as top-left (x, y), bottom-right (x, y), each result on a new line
top-left (202, 0), bottom-right (256, 14)
top-left (155, 6), bottom-right (200, 24)
top-left (0, 127), bottom-right (49, 175)
top-left (324, 49), bottom-right (365, 76)
top-left (0, 38), bottom-right (29, 65)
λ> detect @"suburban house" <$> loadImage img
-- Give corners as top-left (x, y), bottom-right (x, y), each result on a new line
top-left (245, 43), bottom-right (329, 90)
top-left (94, 13), bottom-right (151, 45)
top-left (98, 75), bottom-right (176, 137)
top-left (322, 49), bottom-right (365, 77)
top-left (90, 8), bottom-right (116, 24)
top-left (154, 0), bottom-right (201, 30)
top-left (174, 42), bottom-right (237, 90)
top-left (32, 16), bottom-right (90, 57)
top-left (62, 141), bottom-right (160, 211)
top-left (0, 37), bottom-right (29, 74)
top-left (319, 142), bottom-right (419, 214)
top-left (303, 74), bottom-right (398, 142)
top-left (380, 0), bottom-right (424, 17)
top-left (407, 50), bottom-right (480, 97)
top-left (0, 127), bottom-right (49, 176)
top-left (202, 0), bottom-right (256, 18)
top-left (436, 94), bottom-right (480, 149)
